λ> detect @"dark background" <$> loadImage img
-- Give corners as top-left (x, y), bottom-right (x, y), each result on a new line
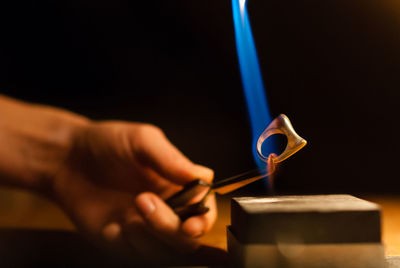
top-left (0, 0), bottom-right (399, 194)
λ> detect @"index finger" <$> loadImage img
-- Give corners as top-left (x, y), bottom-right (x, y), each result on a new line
top-left (131, 124), bottom-right (214, 185)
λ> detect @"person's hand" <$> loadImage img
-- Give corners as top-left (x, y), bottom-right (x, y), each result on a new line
top-left (0, 96), bottom-right (223, 264)
top-left (51, 121), bottom-right (218, 263)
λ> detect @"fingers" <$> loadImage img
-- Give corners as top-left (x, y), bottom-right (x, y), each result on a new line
top-left (102, 222), bottom-right (122, 242)
top-left (181, 193), bottom-right (217, 237)
top-left (134, 192), bottom-right (199, 250)
top-left (131, 124), bottom-right (214, 185)
top-left (135, 190), bottom-right (217, 240)
top-left (137, 166), bottom-right (182, 199)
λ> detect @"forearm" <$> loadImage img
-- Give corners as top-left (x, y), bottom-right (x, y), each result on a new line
top-left (0, 95), bottom-right (89, 194)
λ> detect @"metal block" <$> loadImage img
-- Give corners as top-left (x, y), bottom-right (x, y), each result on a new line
top-left (231, 195), bottom-right (381, 244)
top-left (228, 195), bottom-right (385, 268)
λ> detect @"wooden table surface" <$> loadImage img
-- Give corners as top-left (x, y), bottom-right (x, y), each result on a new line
top-left (0, 188), bottom-right (399, 256)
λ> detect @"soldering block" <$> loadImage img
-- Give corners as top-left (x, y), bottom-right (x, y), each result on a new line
top-left (228, 195), bottom-right (384, 268)
top-left (231, 195), bottom-right (381, 244)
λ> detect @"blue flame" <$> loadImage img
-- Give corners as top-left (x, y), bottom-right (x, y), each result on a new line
top-left (232, 0), bottom-right (275, 169)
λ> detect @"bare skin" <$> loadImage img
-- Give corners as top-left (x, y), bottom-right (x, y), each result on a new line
top-left (0, 95), bottom-right (220, 264)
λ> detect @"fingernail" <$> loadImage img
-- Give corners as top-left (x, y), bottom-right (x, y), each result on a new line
top-left (182, 218), bottom-right (206, 238)
top-left (102, 222), bottom-right (121, 242)
top-left (192, 165), bottom-right (214, 182)
top-left (192, 229), bottom-right (205, 238)
top-left (136, 194), bottom-right (156, 217)
top-left (183, 226), bottom-right (204, 238)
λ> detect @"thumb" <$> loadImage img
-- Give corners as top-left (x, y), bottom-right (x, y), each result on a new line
top-left (133, 125), bottom-right (214, 185)
top-left (134, 192), bottom-right (200, 250)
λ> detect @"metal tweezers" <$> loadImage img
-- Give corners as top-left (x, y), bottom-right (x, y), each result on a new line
top-left (166, 114), bottom-right (307, 220)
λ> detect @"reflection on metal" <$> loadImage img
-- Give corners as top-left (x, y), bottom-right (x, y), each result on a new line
top-left (257, 114), bottom-right (307, 164)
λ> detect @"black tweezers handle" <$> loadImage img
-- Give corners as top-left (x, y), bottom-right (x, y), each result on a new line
top-left (166, 179), bottom-right (211, 220)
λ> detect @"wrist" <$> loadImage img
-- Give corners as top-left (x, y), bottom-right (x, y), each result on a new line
top-left (35, 110), bottom-right (91, 197)
top-left (0, 95), bottom-right (91, 195)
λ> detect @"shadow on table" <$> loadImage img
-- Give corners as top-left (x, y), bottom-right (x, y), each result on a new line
top-left (0, 229), bottom-right (228, 267)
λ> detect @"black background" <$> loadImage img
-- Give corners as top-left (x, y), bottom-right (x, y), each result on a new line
top-left (0, 0), bottom-right (399, 194)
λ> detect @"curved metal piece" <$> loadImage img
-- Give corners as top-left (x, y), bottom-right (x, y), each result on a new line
top-left (257, 114), bottom-right (307, 164)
